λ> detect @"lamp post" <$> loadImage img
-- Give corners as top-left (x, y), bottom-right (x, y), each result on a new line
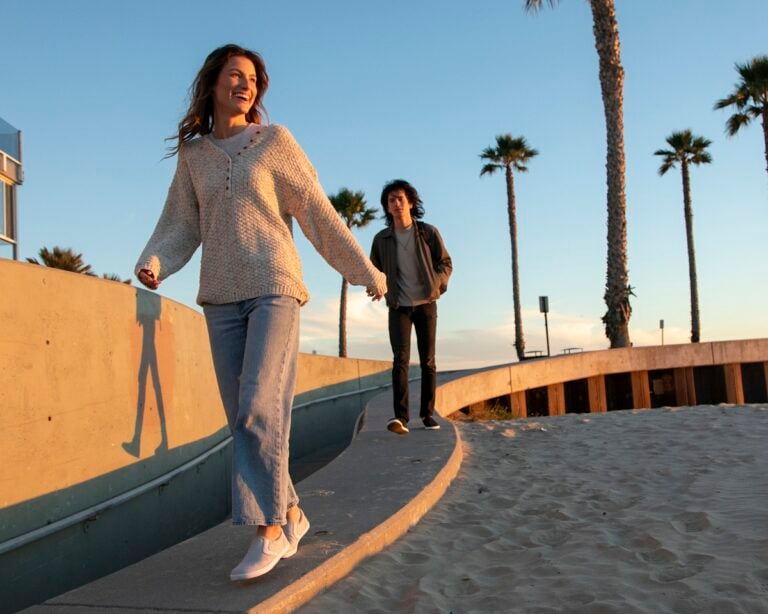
top-left (539, 296), bottom-right (550, 357)
top-left (660, 319), bottom-right (664, 346)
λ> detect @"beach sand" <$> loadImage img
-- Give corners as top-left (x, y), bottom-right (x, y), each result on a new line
top-left (298, 405), bottom-right (768, 613)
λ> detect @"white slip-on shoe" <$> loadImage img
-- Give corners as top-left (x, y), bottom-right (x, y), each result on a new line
top-left (283, 509), bottom-right (310, 558)
top-left (230, 532), bottom-right (290, 581)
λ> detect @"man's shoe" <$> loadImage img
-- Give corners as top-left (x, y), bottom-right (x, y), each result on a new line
top-left (230, 532), bottom-right (290, 581)
top-left (422, 416), bottom-right (441, 430)
top-left (387, 418), bottom-right (409, 434)
top-left (283, 509), bottom-right (310, 558)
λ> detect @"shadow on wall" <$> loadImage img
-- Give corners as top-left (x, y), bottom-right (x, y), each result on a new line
top-left (0, 365), bottom-right (393, 614)
top-left (0, 260), bottom-right (396, 613)
top-left (0, 264), bottom-right (226, 547)
top-left (123, 292), bottom-right (168, 458)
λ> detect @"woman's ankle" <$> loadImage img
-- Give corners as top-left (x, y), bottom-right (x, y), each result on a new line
top-left (286, 506), bottom-right (301, 522)
top-left (259, 525), bottom-right (283, 540)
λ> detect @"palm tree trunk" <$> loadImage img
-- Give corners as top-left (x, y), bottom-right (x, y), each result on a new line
top-left (591, 0), bottom-right (631, 348)
top-left (506, 166), bottom-right (525, 361)
top-left (762, 106), bottom-right (768, 179)
top-left (681, 162), bottom-right (700, 343)
top-left (339, 278), bottom-right (348, 358)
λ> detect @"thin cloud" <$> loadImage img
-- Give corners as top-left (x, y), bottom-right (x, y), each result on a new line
top-left (300, 299), bottom-right (691, 369)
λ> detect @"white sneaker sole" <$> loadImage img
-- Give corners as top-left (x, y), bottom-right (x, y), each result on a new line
top-left (230, 542), bottom-right (290, 581)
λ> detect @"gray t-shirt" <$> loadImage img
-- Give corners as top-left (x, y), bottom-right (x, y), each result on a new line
top-left (395, 225), bottom-right (430, 307)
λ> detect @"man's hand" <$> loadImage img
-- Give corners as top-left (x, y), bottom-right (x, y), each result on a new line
top-left (137, 268), bottom-right (161, 290)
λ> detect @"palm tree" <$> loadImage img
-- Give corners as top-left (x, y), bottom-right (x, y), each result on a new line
top-left (329, 188), bottom-right (377, 358)
top-left (102, 273), bottom-right (133, 285)
top-left (654, 130), bottom-right (712, 343)
top-left (714, 55), bottom-right (768, 179)
top-left (525, 0), bottom-right (632, 348)
top-left (480, 134), bottom-right (538, 361)
top-left (26, 246), bottom-right (94, 275)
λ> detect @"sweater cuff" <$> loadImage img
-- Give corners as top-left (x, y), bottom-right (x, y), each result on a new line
top-left (372, 269), bottom-right (387, 296)
top-left (135, 257), bottom-right (161, 281)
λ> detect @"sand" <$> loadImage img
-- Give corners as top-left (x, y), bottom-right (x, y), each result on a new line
top-left (298, 405), bottom-right (768, 613)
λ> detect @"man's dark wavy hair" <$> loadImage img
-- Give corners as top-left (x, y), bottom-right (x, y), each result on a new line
top-left (380, 179), bottom-right (425, 227)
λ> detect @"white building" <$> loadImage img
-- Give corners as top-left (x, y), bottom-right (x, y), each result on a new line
top-left (0, 117), bottom-right (23, 260)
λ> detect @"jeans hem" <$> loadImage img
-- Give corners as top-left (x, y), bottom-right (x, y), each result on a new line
top-left (232, 518), bottom-right (287, 527)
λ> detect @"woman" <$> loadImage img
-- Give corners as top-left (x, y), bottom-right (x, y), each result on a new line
top-left (135, 44), bottom-right (386, 581)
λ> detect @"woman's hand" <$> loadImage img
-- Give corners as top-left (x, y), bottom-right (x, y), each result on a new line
top-left (366, 273), bottom-right (386, 301)
top-left (366, 285), bottom-right (383, 301)
top-left (137, 268), bottom-right (161, 290)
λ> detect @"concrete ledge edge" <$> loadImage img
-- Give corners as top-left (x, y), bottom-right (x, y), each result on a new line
top-left (255, 425), bottom-right (464, 613)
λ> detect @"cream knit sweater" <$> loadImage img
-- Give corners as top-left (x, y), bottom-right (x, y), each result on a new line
top-left (136, 124), bottom-right (386, 305)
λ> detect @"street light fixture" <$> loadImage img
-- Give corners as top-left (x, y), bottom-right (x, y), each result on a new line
top-left (539, 296), bottom-right (550, 357)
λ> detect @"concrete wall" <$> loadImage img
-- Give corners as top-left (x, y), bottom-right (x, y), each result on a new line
top-left (1, 260), bottom-right (397, 612)
top-left (0, 259), bottom-right (391, 544)
top-left (436, 340), bottom-right (768, 418)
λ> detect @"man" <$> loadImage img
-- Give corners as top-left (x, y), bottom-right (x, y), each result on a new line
top-left (370, 180), bottom-right (452, 434)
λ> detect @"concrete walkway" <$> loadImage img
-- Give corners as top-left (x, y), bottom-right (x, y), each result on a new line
top-left (25, 385), bottom-right (462, 613)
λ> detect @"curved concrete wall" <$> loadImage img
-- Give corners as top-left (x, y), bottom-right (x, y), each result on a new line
top-left (0, 260), bottom-right (391, 543)
top-left (436, 340), bottom-right (768, 417)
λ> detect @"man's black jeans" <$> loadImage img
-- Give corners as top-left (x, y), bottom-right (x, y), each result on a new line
top-left (388, 301), bottom-right (437, 424)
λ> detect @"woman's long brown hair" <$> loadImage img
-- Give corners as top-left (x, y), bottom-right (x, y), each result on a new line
top-left (167, 44), bottom-right (269, 157)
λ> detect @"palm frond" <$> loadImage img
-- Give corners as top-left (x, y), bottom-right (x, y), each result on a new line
top-left (691, 136), bottom-right (713, 150)
top-left (102, 273), bottom-right (133, 284)
top-left (481, 133), bottom-right (538, 177)
top-left (665, 130), bottom-right (693, 150)
top-left (479, 146), bottom-right (501, 163)
top-left (524, 0), bottom-right (558, 14)
top-left (715, 55), bottom-right (768, 136)
top-left (351, 207), bottom-right (378, 229)
top-left (656, 129), bottom-right (712, 173)
top-left (657, 159), bottom-right (675, 176)
top-left (31, 246), bottom-right (93, 274)
top-left (480, 163), bottom-right (500, 176)
top-left (713, 94), bottom-right (740, 111)
top-left (726, 112), bottom-right (752, 136)
top-left (734, 55), bottom-right (768, 89)
top-left (329, 187), bottom-right (377, 229)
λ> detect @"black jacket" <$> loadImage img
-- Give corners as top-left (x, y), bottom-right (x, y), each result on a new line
top-left (370, 222), bottom-right (452, 309)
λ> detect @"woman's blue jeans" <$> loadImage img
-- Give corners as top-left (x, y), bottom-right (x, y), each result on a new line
top-left (203, 295), bottom-right (300, 526)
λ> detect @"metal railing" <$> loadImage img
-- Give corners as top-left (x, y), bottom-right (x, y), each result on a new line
top-left (0, 376), bottom-right (420, 556)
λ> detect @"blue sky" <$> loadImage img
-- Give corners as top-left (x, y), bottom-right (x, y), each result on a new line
top-left (3, 0), bottom-right (767, 368)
